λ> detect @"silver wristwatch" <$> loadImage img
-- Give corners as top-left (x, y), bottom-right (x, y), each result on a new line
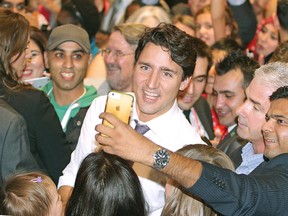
top-left (153, 148), bottom-right (170, 169)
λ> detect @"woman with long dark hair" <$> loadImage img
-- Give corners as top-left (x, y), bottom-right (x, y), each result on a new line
top-left (0, 8), bottom-right (70, 184)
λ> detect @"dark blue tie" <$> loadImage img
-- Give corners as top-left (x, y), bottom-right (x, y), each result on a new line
top-left (134, 120), bottom-right (150, 135)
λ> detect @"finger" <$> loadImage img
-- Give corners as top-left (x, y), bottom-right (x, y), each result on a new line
top-left (95, 122), bottom-right (115, 136)
top-left (99, 112), bottom-right (126, 128)
top-left (95, 127), bottom-right (111, 143)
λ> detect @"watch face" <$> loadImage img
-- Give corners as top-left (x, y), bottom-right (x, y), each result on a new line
top-left (153, 149), bottom-right (170, 169)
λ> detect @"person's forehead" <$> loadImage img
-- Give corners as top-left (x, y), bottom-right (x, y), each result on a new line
top-left (108, 31), bottom-right (131, 49)
top-left (246, 79), bottom-right (273, 109)
top-left (269, 99), bottom-right (288, 117)
top-left (193, 57), bottom-right (208, 77)
top-left (214, 68), bottom-right (243, 89)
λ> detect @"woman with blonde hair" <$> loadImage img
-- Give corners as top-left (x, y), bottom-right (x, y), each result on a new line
top-left (162, 144), bottom-right (235, 216)
top-left (195, 2), bottom-right (240, 46)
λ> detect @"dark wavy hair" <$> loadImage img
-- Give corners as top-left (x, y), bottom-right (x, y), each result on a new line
top-left (0, 9), bottom-right (32, 95)
top-left (270, 86), bottom-right (288, 101)
top-left (215, 50), bottom-right (259, 89)
top-left (65, 152), bottom-right (148, 216)
top-left (135, 23), bottom-right (197, 81)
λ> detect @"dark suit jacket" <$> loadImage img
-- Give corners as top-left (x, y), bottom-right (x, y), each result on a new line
top-left (0, 99), bottom-right (39, 184)
top-left (183, 96), bottom-right (214, 140)
top-left (188, 153), bottom-right (288, 215)
top-left (6, 89), bottom-right (71, 184)
top-left (217, 126), bottom-right (247, 167)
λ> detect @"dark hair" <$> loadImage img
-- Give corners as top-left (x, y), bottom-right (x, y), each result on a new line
top-left (211, 37), bottom-right (242, 52)
top-left (58, 0), bottom-right (100, 40)
top-left (65, 152), bottom-right (147, 216)
top-left (277, 0), bottom-right (288, 30)
top-left (215, 50), bottom-right (259, 89)
top-left (135, 23), bottom-right (197, 80)
top-left (191, 37), bottom-right (212, 75)
top-left (30, 26), bottom-right (47, 54)
top-left (270, 86), bottom-right (288, 101)
top-left (0, 9), bottom-right (32, 95)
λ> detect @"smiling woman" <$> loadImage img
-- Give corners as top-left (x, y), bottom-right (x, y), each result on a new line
top-left (21, 26), bottom-right (48, 81)
top-left (246, 16), bottom-right (279, 64)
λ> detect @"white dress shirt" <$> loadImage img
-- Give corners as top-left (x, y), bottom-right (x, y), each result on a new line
top-left (58, 94), bottom-right (204, 216)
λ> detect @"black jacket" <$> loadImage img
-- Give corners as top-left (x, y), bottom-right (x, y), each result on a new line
top-left (6, 89), bottom-right (71, 183)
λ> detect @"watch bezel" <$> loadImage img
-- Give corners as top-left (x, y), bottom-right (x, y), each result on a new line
top-left (153, 148), bottom-right (170, 170)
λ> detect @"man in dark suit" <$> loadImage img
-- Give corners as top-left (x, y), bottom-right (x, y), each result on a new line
top-left (213, 50), bottom-right (259, 167)
top-left (0, 99), bottom-right (39, 184)
top-left (178, 37), bottom-right (214, 141)
top-left (96, 66), bottom-right (288, 215)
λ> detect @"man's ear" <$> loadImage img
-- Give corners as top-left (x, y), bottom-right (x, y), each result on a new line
top-left (179, 76), bottom-right (191, 91)
top-left (44, 51), bottom-right (49, 69)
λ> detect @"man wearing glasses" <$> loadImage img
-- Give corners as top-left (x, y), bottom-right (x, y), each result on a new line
top-left (96, 23), bottom-right (147, 95)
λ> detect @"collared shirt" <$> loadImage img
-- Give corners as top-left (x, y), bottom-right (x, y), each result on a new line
top-left (58, 94), bottom-right (203, 216)
top-left (236, 142), bottom-right (264, 175)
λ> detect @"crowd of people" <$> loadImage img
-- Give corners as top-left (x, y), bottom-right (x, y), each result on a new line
top-left (1, 0), bottom-right (288, 215)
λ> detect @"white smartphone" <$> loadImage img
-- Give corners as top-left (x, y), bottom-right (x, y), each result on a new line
top-left (25, 76), bottom-right (50, 89)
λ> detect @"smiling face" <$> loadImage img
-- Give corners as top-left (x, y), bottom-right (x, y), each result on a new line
top-left (262, 99), bottom-right (288, 159)
top-left (212, 68), bottom-right (245, 127)
top-left (195, 12), bottom-right (215, 46)
top-left (44, 41), bottom-right (90, 92)
top-left (133, 43), bottom-right (190, 122)
top-left (104, 31), bottom-right (135, 92)
top-left (178, 57), bottom-right (208, 110)
top-left (256, 23), bottom-right (279, 57)
top-left (22, 40), bottom-right (45, 80)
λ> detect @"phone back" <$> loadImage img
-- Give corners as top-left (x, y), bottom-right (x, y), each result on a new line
top-left (103, 91), bottom-right (134, 128)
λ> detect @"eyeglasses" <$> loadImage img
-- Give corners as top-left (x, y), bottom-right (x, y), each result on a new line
top-left (0, 2), bottom-right (25, 11)
top-left (100, 48), bottom-right (134, 59)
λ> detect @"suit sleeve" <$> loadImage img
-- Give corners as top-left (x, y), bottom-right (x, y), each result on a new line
top-left (0, 115), bottom-right (39, 184)
top-left (186, 161), bottom-right (288, 215)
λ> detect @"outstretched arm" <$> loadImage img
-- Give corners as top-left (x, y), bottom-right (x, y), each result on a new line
top-left (211, 0), bottom-right (227, 41)
top-left (95, 112), bottom-right (203, 188)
